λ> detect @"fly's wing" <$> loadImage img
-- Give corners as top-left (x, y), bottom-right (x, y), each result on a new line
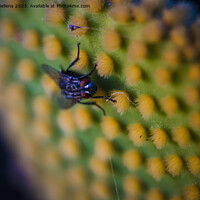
top-left (58, 93), bottom-right (77, 109)
top-left (42, 64), bottom-right (61, 85)
top-left (43, 64), bottom-right (77, 108)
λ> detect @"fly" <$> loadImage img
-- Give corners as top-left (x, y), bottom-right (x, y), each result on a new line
top-left (42, 42), bottom-right (116, 115)
top-left (68, 24), bottom-right (82, 31)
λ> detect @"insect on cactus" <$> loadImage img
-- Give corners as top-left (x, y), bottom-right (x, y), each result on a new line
top-left (42, 42), bottom-right (116, 116)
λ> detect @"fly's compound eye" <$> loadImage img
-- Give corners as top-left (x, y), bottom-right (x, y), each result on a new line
top-left (80, 77), bottom-right (90, 87)
top-left (80, 77), bottom-right (92, 98)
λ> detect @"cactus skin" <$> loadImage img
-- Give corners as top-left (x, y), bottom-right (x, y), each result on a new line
top-left (0, 0), bottom-right (200, 200)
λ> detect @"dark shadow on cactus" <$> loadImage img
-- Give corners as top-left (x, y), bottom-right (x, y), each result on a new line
top-left (95, 75), bottom-right (138, 103)
top-left (189, 128), bottom-right (200, 141)
top-left (177, 97), bottom-right (189, 113)
top-left (95, 75), bottom-right (124, 91)
top-left (147, 44), bottom-right (162, 60)
top-left (171, 68), bottom-right (185, 86)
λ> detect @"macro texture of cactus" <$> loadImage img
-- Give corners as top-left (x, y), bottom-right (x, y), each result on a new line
top-left (0, 0), bottom-right (200, 199)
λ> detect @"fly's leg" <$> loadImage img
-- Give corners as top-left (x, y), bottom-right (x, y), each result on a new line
top-left (90, 96), bottom-right (116, 103)
top-left (66, 42), bottom-right (80, 72)
top-left (78, 101), bottom-right (106, 116)
top-left (80, 64), bottom-right (97, 79)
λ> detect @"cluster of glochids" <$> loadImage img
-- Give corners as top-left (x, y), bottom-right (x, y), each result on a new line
top-left (0, 0), bottom-right (200, 200)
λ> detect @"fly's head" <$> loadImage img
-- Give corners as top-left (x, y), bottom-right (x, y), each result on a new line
top-left (80, 77), bottom-right (97, 98)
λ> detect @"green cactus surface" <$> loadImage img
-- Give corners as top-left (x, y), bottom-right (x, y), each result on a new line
top-left (0, 0), bottom-right (200, 200)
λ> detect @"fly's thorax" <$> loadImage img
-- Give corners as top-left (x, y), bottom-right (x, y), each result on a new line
top-left (66, 83), bottom-right (78, 90)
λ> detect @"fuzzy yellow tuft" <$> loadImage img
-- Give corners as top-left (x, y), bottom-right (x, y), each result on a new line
top-left (111, 90), bottom-right (131, 114)
top-left (68, 15), bottom-right (89, 36)
top-left (90, 179), bottom-right (110, 200)
top-left (165, 155), bottom-right (183, 176)
top-left (81, 0), bottom-right (105, 13)
top-left (123, 175), bottom-right (142, 197)
top-left (0, 48), bottom-right (13, 82)
top-left (4, 82), bottom-right (26, 108)
top-left (128, 123), bottom-right (147, 146)
top-left (43, 149), bottom-right (61, 169)
top-left (147, 157), bottom-right (165, 181)
top-left (0, 47), bottom-right (13, 68)
top-left (143, 19), bottom-right (163, 43)
top-left (71, 49), bottom-right (89, 71)
top-left (60, 137), bottom-right (80, 159)
top-left (44, 5), bottom-right (66, 26)
top-left (95, 137), bottom-right (113, 160)
top-left (101, 116), bottom-right (120, 140)
top-left (103, 29), bottom-right (121, 51)
top-left (22, 29), bottom-right (40, 50)
top-left (17, 59), bottom-right (37, 82)
top-left (0, 18), bottom-right (17, 41)
top-left (142, 0), bottom-right (164, 12)
top-left (17, 136), bottom-right (38, 164)
top-left (186, 87), bottom-right (199, 105)
top-left (74, 107), bottom-right (92, 130)
top-left (96, 53), bottom-right (114, 78)
top-left (190, 112), bottom-right (200, 130)
top-left (32, 119), bottom-right (52, 141)
top-left (123, 150), bottom-right (142, 171)
top-left (186, 156), bottom-right (200, 175)
top-left (41, 176), bottom-right (65, 200)
top-left (170, 196), bottom-right (184, 200)
top-left (41, 74), bottom-right (60, 96)
top-left (43, 35), bottom-right (62, 60)
top-left (89, 156), bottom-right (109, 177)
top-left (129, 40), bottom-right (148, 61)
top-left (183, 45), bottom-right (198, 61)
top-left (188, 64), bottom-right (200, 81)
top-left (6, 107), bottom-right (28, 132)
top-left (184, 185), bottom-right (200, 200)
top-left (156, 68), bottom-right (171, 86)
top-left (160, 97), bottom-right (179, 116)
top-left (124, 65), bottom-right (142, 85)
top-left (172, 127), bottom-right (191, 148)
top-left (132, 5), bottom-right (150, 23)
top-left (163, 49), bottom-right (180, 68)
top-left (57, 110), bottom-right (76, 134)
top-left (163, 8), bottom-right (176, 26)
top-left (170, 26), bottom-right (188, 47)
top-left (65, 166), bottom-right (86, 188)
top-left (33, 95), bottom-right (52, 118)
top-left (109, 3), bottom-right (131, 23)
top-left (146, 188), bottom-right (164, 200)
top-left (163, 4), bottom-right (193, 26)
top-left (137, 95), bottom-right (155, 119)
top-left (151, 128), bottom-right (168, 149)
